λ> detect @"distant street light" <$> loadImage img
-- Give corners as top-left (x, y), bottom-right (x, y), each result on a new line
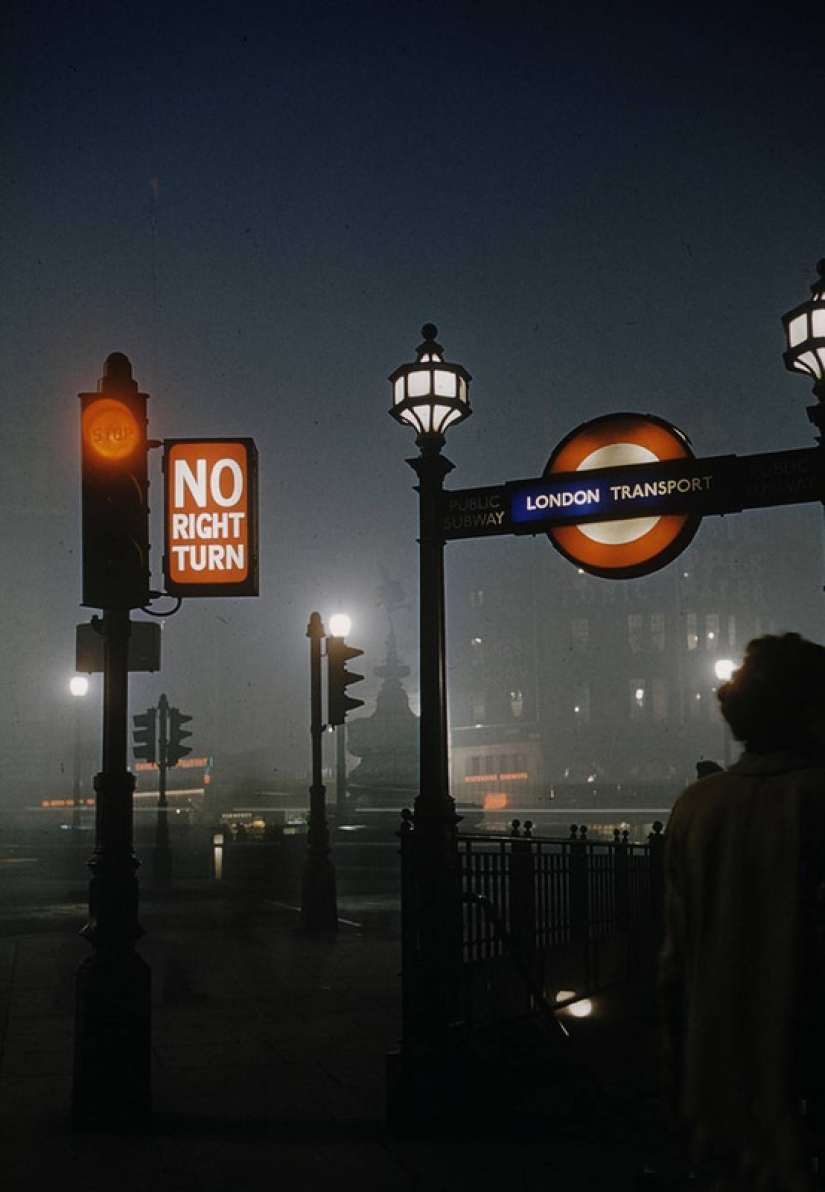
top-left (329, 613), bottom-right (352, 639)
top-left (714, 658), bottom-right (735, 684)
top-left (329, 612), bottom-right (352, 821)
top-left (389, 324), bottom-right (472, 1053)
top-left (69, 676), bottom-right (89, 830)
top-left (714, 658), bottom-right (736, 766)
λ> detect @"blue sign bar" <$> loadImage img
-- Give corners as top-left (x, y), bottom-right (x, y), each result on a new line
top-left (440, 447), bottom-right (823, 541)
top-left (507, 447), bottom-right (823, 533)
top-left (508, 455), bottom-right (736, 529)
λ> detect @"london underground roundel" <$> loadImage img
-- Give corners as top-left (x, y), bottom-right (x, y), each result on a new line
top-left (545, 412), bottom-right (701, 579)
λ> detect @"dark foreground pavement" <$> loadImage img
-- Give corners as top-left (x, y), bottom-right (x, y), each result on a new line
top-left (0, 878), bottom-right (688, 1192)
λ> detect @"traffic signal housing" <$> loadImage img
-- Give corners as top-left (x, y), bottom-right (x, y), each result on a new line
top-left (132, 708), bottom-right (157, 764)
top-left (327, 636), bottom-right (365, 726)
top-left (80, 352), bottom-right (150, 610)
top-left (167, 708), bottom-right (193, 766)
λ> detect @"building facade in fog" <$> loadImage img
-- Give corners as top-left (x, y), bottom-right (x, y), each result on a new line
top-left (447, 511), bottom-right (823, 821)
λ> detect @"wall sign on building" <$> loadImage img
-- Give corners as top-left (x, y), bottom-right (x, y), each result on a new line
top-left (163, 438), bottom-right (259, 597)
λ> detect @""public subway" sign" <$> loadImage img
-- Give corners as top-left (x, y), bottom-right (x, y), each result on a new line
top-left (163, 438), bottom-right (259, 597)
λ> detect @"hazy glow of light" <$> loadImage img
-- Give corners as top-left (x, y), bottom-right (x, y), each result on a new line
top-left (715, 658), bottom-right (735, 682)
top-left (555, 989), bottom-right (594, 1017)
top-left (329, 614), bottom-right (351, 638)
top-left (69, 676), bottom-right (89, 697)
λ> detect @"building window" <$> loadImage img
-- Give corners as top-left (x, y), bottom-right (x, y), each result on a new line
top-left (728, 614), bottom-right (737, 651)
top-left (469, 693), bottom-right (485, 721)
top-left (573, 684), bottom-right (591, 724)
top-left (470, 588), bottom-right (485, 608)
top-left (470, 636), bottom-right (484, 667)
top-left (690, 691), bottom-right (702, 720)
top-left (650, 613), bottom-right (665, 652)
top-left (630, 680), bottom-right (646, 720)
top-left (687, 613), bottom-right (698, 651)
top-left (628, 614), bottom-right (643, 654)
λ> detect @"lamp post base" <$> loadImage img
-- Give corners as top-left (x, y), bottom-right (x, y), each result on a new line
top-left (72, 947), bottom-right (152, 1131)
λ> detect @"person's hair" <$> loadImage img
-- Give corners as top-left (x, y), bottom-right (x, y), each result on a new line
top-left (717, 633), bottom-right (825, 753)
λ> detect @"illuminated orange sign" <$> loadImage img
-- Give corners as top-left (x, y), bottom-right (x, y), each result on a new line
top-left (164, 438), bottom-right (259, 597)
top-left (82, 398), bottom-right (141, 462)
top-left (544, 413), bottom-right (700, 578)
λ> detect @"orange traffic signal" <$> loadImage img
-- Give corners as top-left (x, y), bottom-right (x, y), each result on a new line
top-left (79, 354), bottom-right (151, 610)
top-left (82, 397), bottom-right (142, 463)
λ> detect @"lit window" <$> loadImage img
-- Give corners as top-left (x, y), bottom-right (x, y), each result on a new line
top-left (630, 680), bottom-right (646, 719)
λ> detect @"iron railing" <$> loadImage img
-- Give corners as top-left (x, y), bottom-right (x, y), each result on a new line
top-left (399, 814), bottom-right (665, 1038)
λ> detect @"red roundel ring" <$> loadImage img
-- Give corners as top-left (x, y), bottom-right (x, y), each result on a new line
top-left (544, 412), bottom-right (701, 579)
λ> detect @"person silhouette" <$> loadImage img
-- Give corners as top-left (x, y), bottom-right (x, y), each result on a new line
top-left (659, 633), bottom-right (825, 1191)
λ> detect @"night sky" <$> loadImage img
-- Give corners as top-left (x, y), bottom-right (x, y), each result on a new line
top-left (2, 0), bottom-right (825, 798)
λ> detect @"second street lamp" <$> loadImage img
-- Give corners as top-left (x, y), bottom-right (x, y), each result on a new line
top-left (70, 676), bottom-right (89, 832)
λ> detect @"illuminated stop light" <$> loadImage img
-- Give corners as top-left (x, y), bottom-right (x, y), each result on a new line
top-left (167, 708), bottom-right (193, 767)
top-left (327, 636), bottom-right (365, 726)
top-left (132, 708), bottom-right (157, 764)
top-left (80, 353), bottom-right (150, 610)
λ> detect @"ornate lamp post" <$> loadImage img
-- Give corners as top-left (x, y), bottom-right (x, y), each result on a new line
top-left (389, 324), bottom-right (472, 819)
top-left (388, 324), bottom-right (472, 1061)
top-left (782, 259), bottom-right (825, 432)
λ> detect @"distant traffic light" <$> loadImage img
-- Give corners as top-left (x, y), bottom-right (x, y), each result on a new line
top-left (167, 708), bottom-right (193, 766)
top-left (132, 708), bottom-right (157, 764)
top-left (327, 635), bottom-right (365, 726)
top-left (79, 353), bottom-right (150, 610)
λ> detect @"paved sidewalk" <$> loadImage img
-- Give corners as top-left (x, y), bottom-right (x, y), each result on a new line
top-left (0, 882), bottom-right (685, 1191)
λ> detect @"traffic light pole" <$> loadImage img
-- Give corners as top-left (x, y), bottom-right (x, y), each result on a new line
top-left (301, 612), bottom-right (338, 932)
top-left (152, 694), bottom-right (173, 891)
top-left (73, 608), bottom-right (151, 1129)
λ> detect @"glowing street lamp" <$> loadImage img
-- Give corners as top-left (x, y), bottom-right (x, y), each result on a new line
top-left (69, 676), bottom-right (89, 830)
top-left (389, 325), bottom-right (472, 816)
top-left (714, 658), bottom-right (735, 684)
top-left (328, 613), bottom-right (352, 639)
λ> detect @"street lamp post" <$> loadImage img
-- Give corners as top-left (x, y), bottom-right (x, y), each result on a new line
top-left (714, 658), bottom-right (735, 767)
top-left (70, 676), bottom-right (89, 831)
top-left (389, 324), bottom-right (472, 1057)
